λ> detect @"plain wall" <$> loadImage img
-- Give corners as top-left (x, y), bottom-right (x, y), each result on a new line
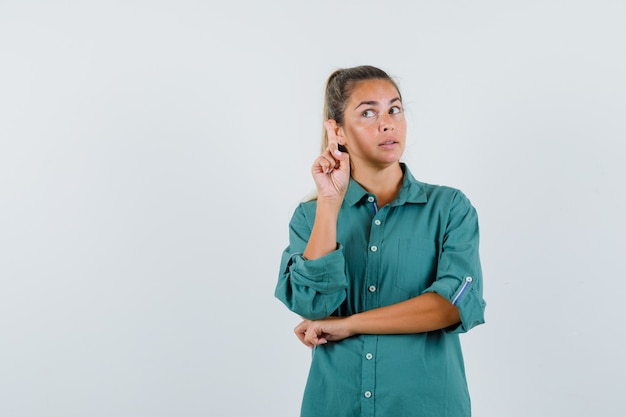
top-left (1, 1), bottom-right (624, 416)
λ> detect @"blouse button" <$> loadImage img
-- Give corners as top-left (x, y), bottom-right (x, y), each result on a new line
top-left (366, 353), bottom-right (373, 360)
top-left (367, 196), bottom-right (375, 203)
top-left (370, 245), bottom-right (378, 252)
top-left (364, 391), bottom-right (372, 398)
top-left (368, 285), bottom-right (376, 293)
top-left (374, 219), bottom-right (381, 226)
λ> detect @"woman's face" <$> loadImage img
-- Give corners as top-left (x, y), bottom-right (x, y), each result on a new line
top-left (337, 79), bottom-right (406, 170)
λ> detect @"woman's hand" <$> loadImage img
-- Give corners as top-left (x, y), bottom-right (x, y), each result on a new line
top-left (311, 120), bottom-right (350, 201)
top-left (294, 317), bottom-right (354, 348)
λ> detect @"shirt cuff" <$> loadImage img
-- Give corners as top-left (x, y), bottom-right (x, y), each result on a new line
top-left (288, 244), bottom-right (347, 294)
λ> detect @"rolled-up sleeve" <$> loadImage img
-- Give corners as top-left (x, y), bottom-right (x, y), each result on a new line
top-left (422, 190), bottom-right (486, 333)
top-left (274, 204), bottom-right (348, 320)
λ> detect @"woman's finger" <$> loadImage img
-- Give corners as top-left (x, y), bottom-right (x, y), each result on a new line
top-left (294, 320), bottom-right (314, 348)
top-left (303, 324), bottom-right (328, 346)
top-left (324, 119), bottom-right (342, 153)
top-left (313, 150), bottom-right (342, 174)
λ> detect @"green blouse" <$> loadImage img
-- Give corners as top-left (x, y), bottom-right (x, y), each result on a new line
top-left (275, 164), bottom-right (486, 417)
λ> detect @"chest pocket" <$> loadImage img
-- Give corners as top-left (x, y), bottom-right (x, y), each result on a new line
top-left (394, 237), bottom-right (437, 296)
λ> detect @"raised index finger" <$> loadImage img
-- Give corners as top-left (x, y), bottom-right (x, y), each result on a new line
top-left (324, 119), bottom-right (341, 153)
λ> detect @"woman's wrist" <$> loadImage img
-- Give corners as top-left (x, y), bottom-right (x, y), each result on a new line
top-left (316, 195), bottom-right (344, 211)
top-left (343, 314), bottom-right (360, 337)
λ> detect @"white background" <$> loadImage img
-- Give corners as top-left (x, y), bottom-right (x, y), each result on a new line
top-left (1, 1), bottom-right (625, 416)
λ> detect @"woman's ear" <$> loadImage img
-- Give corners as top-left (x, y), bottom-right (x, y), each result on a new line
top-left (336, 126), bottom-right (345, 144)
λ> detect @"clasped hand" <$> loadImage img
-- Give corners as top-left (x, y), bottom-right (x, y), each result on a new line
top-left (294, 317), bottom-right (354, 348)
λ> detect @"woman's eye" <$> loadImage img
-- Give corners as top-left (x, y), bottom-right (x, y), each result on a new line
top-left (362, 109), bottom-right (376, 118)
top-left (389, 106), bottom-right (402, 114)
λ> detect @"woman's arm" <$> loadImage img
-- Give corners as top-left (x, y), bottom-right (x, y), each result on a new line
top-left (274, 121), bottom-right (351, 319)
top-left (303, 120), bottom-right (350, 260)
top-left (296, 292), bottom-right (460, 347)
top-left (302, 198), bottom-right (341, 260)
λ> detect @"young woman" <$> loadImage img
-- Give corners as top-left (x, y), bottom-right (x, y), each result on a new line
top-left (275, 65), bottom-right (486, 417)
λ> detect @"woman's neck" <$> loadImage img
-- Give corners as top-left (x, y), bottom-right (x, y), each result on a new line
top-left (351, 162), bottom-right (404, 207)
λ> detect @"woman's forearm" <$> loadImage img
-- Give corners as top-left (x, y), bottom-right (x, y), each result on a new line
top-left (302, 199), bottom-right (341, 260)
top-left (346, 292), bottom-right (460, 335)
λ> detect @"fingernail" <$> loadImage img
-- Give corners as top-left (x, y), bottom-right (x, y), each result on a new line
top-left (333, 150), bottom-right (342, 156)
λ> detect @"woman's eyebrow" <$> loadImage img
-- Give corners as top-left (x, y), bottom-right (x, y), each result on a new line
top-left (353, 97), bottom-right (402, 110)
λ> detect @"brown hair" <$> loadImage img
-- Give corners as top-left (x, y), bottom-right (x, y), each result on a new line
top-left (321, 65), bottom-right (402, 151)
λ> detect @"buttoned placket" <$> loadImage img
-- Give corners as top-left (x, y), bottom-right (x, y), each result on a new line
top-left (360, 194), bottom-right (385, 417)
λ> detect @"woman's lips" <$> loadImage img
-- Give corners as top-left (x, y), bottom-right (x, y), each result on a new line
top-left (379, 140), bottom-right (399, 148)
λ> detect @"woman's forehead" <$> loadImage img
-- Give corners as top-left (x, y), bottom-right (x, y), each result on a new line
top-left (348, 79), bottom-right (401, 105)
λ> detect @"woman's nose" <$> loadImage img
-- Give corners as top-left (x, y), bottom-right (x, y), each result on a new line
top-left (380, 113), bottom-right (395, 132)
